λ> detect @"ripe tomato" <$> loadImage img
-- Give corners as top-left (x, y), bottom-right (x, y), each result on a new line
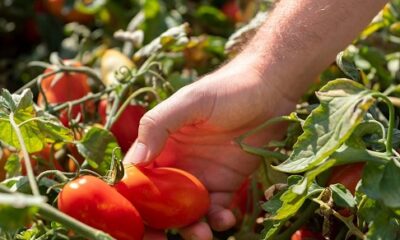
top-left (98, 100), bottom-right (145, 153)
top-left (114, 165), bottom-right (210, 229)
top-left (37, 60), bottom-right (92, 126)
top-left (327, 163), bottom-right (364, 194)
top-left (221, 0), bottom-right (243, 22)
top-left (291, 229), bottom-right (324, 240)
top-left (44, 0), bottom-right (93, 24)
top-left (58, 175), bottom-right (144, 240)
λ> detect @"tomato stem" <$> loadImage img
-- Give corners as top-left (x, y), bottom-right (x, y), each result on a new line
top-left (312, 198), bottom-right (364, 239)
top-left (104, 54), bottom-right (159, 130)
top-left (109, 87), bottom-right (159, 129)
top-left (371, 93), bottom-right (395, 155)
top-left (9, 112), bottom-right (40, 196)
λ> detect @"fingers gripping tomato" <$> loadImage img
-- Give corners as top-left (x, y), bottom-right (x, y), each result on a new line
top-left (114, 165), bottom-right (210, 229)
top-left (98, 100), bottom-right (145, 153)
top-left (58, 175), bottom-right (144, 240)
top-left (37, 60), bottom-right (92, 126)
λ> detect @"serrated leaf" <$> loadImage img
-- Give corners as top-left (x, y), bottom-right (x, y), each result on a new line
top-left (77, 127), bottom-right (121, 175)
top-left (274, 79), bottom-right (375, 173)
top-left (330, 184), bottom-right (356, 208)
top-left (379, 159), bottom-right (400, 208)
top-left (0, 90), bottom-right (73, 153)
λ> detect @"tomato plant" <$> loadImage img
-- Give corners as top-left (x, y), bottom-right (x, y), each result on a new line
top-left (98, 99), bottom-right (145, 153)
top-left (114, 165), bottom-right (210, 229)
top-left (58, 175), bottom-right (144, 240)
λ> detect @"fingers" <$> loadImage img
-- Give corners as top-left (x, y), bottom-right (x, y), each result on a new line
top-left (180, 222), bottom-right (213, 240)
top-left (208, 205), bottom-right (236, 232)
top-left (123, 86), bottom-right (215, 166)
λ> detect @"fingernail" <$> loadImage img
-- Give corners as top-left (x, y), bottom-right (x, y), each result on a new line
top-left (124, 142), bottom-right (148, 165)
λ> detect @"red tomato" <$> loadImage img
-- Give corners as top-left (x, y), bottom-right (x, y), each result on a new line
top-left (98, 100), bottom-right (145, 153)
top-left (221, 0), bottom-right (243, 22)
top-left (58, 175), bottom-right (144, 240)
top-left (291, 229), bottom-right (324, 240)
top-left (327, 163), bottom-right (364, 194)
top-left (44, 0), bottom-right (93, 24)
top-left (37, 60), bottom-right (92, 126)
top-left (114, 165), bottom-right (210, 229)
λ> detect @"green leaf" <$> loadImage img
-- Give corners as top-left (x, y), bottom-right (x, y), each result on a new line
top-left (336, 51), bottom-right (361, 81)
top-left (4, 153), bottom-right (20, 177)
top-left (77, 127), bottom-right (121, 175)
top-left (0, 205), bottom-right (37, 231)
top-left (0, 89), bottom-right (73, 153)
top-left (379, 159), bottom-right (400, 208)
top-left (330, 184), bottom-right (356, 208)
top-left (261, 219), bottom-right (284, 240)
top-left (262, 190), bottom-right (284, 214)
top-left (274, 79), bottom-right (375, 173)
top-left (361, 162), bottom-right (385, 200)
top-left (273, 176), bottom-right (307, 220)
top-left (365, 213), bottom-right (400, 240)
top-left (0, 192), bottom-right (43, 231)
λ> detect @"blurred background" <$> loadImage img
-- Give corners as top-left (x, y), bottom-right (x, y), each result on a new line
top-left (0, 0), bottom-right (272, 92)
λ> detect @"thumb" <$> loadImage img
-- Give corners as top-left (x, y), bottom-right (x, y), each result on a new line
top-left (123, 86), bottom-right (214, 165)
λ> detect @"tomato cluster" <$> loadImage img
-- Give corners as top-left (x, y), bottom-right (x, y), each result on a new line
top-left (33, 60), bottom-right (211, 238)
top-left (58, 165), bottom-right (210, 239)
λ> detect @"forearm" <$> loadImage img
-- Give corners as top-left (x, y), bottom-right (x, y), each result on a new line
top-left (237, 0), bottom-right (388, 102)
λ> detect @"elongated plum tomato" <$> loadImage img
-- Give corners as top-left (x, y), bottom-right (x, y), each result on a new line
top-left (37, 60), bottom-right (92, 126)
top-left (58, 176), bottom-right (144, 240)
top-left (98, 100), bottom-right (145, 153)
top-left (327, 163), bottom-right (364, 194)
top-left (114, 165), bottom-right (210, 229)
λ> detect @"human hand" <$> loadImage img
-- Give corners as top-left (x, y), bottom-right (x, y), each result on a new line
top-left (124, 53), bottom-right (297, 240)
